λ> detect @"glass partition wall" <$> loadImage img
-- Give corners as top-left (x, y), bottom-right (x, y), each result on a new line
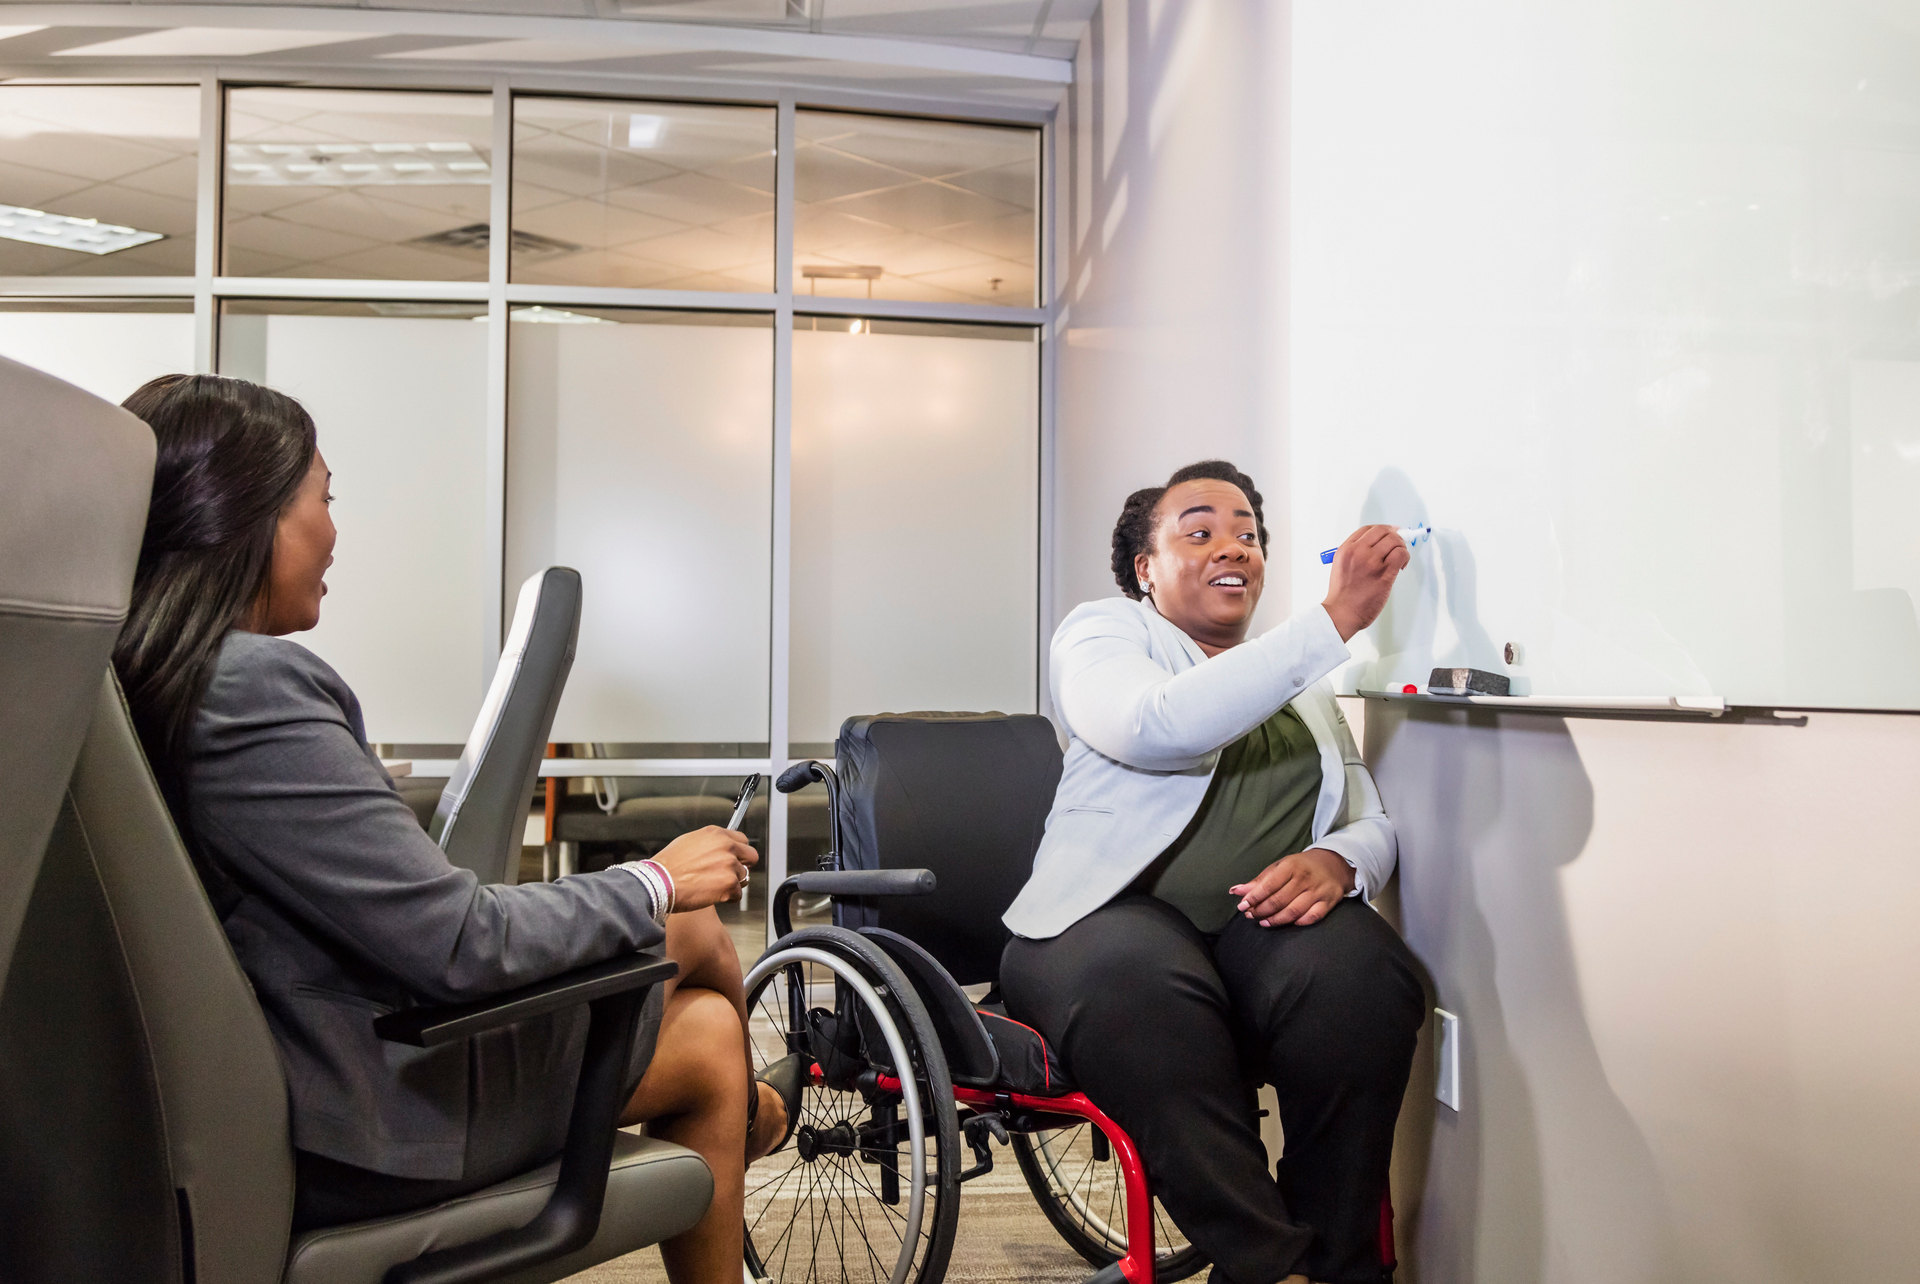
top-left (0, 82), bottom-right (1048, 932)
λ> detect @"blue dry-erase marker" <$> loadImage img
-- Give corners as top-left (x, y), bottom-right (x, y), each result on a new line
top-left (1320, 524), bottom-right (1432, 565)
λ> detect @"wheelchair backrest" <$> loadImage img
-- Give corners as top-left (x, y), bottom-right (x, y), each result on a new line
top-left (833, 711), bottom-right (1063, 987)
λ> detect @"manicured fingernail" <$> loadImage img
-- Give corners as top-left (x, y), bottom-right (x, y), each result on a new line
top-left (1259, 919), bottom-right (1272, 927)
top-left (1237, 899), bottom-right (1250, 911)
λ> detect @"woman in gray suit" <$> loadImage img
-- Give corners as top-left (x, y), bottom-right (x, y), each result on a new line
top-left (1000, 461), bottom-right (1424, 1284)
top-left (112, 373), bottom-right (788, 1284)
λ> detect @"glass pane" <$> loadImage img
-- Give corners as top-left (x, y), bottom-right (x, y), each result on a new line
top-left (506, 308), bottom-right (773, 747)
top-left (0, 299), bottom-right (193, 402)
top-left (549, 773), bottom-right (775, 867)
top-left (224, 89), bottom-right (492, 281)
top-left (790, 318), bottom-right (1038, 753)
top-left (218, 300), bottom-right (491, 741)
top-left (0, 86), bottom-right (199, 276)
top-left (513, 97), bottom-right (774, 291)
top-left (795, 111), bottom-right (1038, 307)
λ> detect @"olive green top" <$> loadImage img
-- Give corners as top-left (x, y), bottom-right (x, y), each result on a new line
top-left (1131, 703), bottom-right (1324, 933)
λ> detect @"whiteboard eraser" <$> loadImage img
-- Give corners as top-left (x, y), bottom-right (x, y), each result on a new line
top-left (1428, 667), bottom-right (1510, 697)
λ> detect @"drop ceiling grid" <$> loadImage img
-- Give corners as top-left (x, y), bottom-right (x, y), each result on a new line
top-left (792, 111), bottom-right (1035, 305)
top-left (510, 98), bottom-right (775, 291)
top-left (223, 88), bottom-right (494, 280)
top-left (0, 84), bottom-right (201, 276)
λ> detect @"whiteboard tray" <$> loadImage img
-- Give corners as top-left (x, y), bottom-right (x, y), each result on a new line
top-left (1357, 690), bottom-right (1727, 717)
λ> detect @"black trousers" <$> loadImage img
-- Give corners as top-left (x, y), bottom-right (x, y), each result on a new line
top-left (1000, 895), bottom-right (1424, 1284)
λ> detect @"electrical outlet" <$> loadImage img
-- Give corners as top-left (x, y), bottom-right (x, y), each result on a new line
top-left (1434, 1008), bottom-right (1461, 1111)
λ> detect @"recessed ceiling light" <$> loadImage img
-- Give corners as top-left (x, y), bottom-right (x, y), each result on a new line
top-left (509, 306), bottom-right (609, 325)
top-left (53, 28), bottom-right (374, 58)
top-left (629, 114), bottom-right (668, 149)
top-left (227, 143), bottom-right (489, 186)
top-left (0, 203), bottom-right (162, 256)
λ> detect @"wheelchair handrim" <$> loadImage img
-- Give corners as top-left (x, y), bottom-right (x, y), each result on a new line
top-left (744, 944), bottom-right (926, 1284)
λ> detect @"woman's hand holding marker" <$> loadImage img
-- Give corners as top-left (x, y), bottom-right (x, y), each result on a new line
top-left (1321, 525), bottom-right (1411, 641)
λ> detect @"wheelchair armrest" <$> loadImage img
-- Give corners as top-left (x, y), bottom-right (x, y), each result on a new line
top-left (373, 953), bottom-right (679, 1047)
top-left (773, 869), bottom-right (935, 937)
top-left (373, 951), bottom-right (681, 1284)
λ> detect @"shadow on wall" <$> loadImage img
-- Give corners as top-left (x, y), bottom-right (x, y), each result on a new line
top-left (1358, 468), bottom-right (1506, 691)
top-left (1358, 510), bottom-right (1682, 1282)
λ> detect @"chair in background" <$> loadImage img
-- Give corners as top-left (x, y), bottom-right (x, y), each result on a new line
top-left (0, 675), bottom-right (711, 1284)
top-left (432, 567), bottom-right (581, 885)
top-left (0, 355), bottom-right (152, 995)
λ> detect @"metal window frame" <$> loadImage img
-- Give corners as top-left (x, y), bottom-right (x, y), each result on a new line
top-left (1, 66), bottom-right (1058, 944)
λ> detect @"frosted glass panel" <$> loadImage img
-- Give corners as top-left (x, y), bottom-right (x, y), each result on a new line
top-left (219, 305), bottom-right (490, 741)
top-left (506, 311), bottom-right (772, 747)
top-left (791, 321), bottom-right (1038, 750)
top-left (1291, 0), bottom-right (1920, 709)
top-left (0, 302), bottom-right (192, 403)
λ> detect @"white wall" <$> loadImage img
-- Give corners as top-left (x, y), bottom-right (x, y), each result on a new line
top-left (1052, 0), bottom-right (1292, 629)
top-left (1059, 3), bottom-right (1920, 1279)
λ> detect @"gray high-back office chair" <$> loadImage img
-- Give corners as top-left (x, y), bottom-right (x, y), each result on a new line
top-left (432, 567), bottom-right (582, 884)
top-left (0, 356), bottom-right (153, 994)
top-left (0, 676), bottom-right (711, 1284)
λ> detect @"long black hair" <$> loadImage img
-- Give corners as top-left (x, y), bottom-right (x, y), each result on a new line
top-left (112, 374), bottom-right (317, 828)
top-left (1111, 459), bottom-right (1269, 599)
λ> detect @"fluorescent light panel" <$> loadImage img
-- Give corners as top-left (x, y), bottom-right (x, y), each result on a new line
top-left (0, 203), bottom-right (162, 255)
top-left (227, 142), bottom-right (488, 186)
top-left (54, 28), bottom-right (374, 58)
top-left (629, 114), bottom-right (668, 148)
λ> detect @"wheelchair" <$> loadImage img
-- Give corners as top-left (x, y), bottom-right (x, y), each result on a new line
top-left (740, 712), bottom-right (1208, 1284)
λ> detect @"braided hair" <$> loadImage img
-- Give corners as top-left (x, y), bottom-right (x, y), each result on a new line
top-left (1111, 460), bottom-right (1268, 599)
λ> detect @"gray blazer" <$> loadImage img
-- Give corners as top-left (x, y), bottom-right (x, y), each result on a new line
top-left (1002, 598), bottom-right (1397, 940)
top-left (187, 632), bottom-right (666, 1181)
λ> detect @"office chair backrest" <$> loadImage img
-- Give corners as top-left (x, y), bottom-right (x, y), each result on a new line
top-left (0, 676), bottom-right (292, 1284)
top-left (0, 356), bottom-right (153, 996)
top-left (835, 712), bottom-right (1064, 986)
top-left (431, 567), bottom-right (581, 884)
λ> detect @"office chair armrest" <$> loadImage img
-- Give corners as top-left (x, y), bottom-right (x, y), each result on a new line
top-left (373, 953), bottom-right (679, 1047)
top-left (773, 868), bottom-right (935, 937)
top-left (373, 950), bottom-right (681, 1284)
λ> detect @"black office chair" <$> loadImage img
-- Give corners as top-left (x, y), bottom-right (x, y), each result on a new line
top-left (0, 675), bottom-right (712, 1284)
top-left (432, 567), bottom-right (581, 885)
top-left (0, 355), bottom-right (153, 995)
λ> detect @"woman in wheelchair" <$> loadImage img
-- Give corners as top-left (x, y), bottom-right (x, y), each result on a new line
top-left (111, 373), bottom-right (799, 1284)
top-left (1000, 461), bottom-right (1425, 1284)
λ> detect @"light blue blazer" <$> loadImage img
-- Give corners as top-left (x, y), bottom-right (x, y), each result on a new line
top-left (1002, 596), bottom-right (1397, 940)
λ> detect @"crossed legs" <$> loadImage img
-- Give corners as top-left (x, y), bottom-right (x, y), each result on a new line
top-left (617, 906), bottom-right (786, 1284)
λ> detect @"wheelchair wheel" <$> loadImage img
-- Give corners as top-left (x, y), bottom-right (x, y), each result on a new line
top-left (743, 933), bottom-right (961, 1284)
top-left (1012, 1123), bottom-right (1208, 1282)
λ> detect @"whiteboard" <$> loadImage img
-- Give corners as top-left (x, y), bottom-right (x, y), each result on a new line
top-left (1290, 0), bottom-right (1920, 710)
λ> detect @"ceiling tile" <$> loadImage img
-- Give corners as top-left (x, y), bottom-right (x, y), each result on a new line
top-left (941, 159), bottom-right (1037, 209)
top-left (793, 144), bottom-right (912, 203)
top-left (604, 171), bottom-right (773, 228)
top-left (825, 179), bottom-right (1022, 234)
top-left (515, 195), bottom-right (685, 248)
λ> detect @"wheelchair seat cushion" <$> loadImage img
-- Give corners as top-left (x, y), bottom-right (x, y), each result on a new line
top-left (975, 1002), bottom-right (1073, 1097)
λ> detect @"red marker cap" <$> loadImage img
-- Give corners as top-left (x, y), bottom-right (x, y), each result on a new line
top-left (1402, 684), bottom-right (1418, 694)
